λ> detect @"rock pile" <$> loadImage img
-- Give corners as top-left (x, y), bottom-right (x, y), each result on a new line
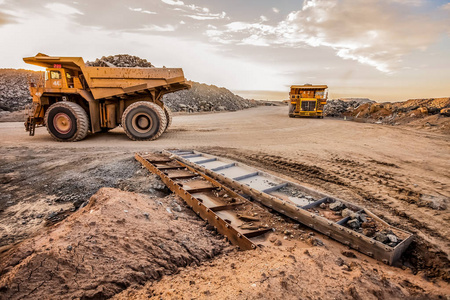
top-left (0, 69), bottom-right (41, 112)
top-left (163, 81), bottom-right (256, 113)
top-left (314, 200), bottom-right (402, 247)
top-left (85, 54), bottom-right (154, 68)
top-left (325, 97), bottom-right (450, 131)
top-left (324, 98), bottom-right (375, 117)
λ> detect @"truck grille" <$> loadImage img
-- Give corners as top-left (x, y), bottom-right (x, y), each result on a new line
top-left (301, 101), bottom-right (316, 111)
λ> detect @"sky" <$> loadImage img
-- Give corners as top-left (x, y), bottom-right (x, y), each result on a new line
top-left (0, 0), bottom-right (449, 101)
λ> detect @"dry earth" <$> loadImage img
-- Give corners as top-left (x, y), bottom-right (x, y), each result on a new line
top-left (0, 106), bottom-right (449, 299)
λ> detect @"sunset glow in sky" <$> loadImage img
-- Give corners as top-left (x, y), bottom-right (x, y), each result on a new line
top-left (1, 0), bottom-right (449, 101)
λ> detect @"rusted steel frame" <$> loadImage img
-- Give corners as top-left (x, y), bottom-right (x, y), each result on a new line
top-left (157, 165), bottom-right (183, 170)
top-left (243, 228), bottom-right (273, 238)
top-left (167, 174), bottom-right (197, 180)
top-left (210, 203), bottom-right (245, 212)
top-left (169, 151), bottom-right (414, 265)
top-left (135, 153), bottom-right (257, 250)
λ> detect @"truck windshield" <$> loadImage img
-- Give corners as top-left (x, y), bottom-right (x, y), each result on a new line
top-left (50, 71), bottom-right (61, 79)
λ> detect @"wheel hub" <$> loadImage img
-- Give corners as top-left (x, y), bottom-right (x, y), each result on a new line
top-left (132, 113), bottom-right (153, 133)
top-left (53, 113), bottom-right (72, 134)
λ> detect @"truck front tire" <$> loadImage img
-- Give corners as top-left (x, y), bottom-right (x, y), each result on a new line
top-left (44, 101), bottom-right (89, 142)
top-left (122, 101), bottom-right (167, 141)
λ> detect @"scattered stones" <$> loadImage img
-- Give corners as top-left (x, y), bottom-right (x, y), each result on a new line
top-left (274, 240), bottom-right (282, 246)
top-left (374, 232), bottom-right (389, 244)
top-left (342, 208), bottom-right (357, 219)
top-left (347, 219), bottom-right (361, 230)
top-left (362, 228), bottom-right (376, 237)
top-left (172, 204), bottom-right (182, 212)
top-left (335, 257), bottom-right (345, 266)
top-left (329, 201), bottom-right (344, 211)
top-left (387, 234), bottom-right (398, 243)
top-left (47, 211), bottom-right (58, 219)
top-left (341, 251), bottom-right (357, 258)
top-left (307, 237), bottom-right (324, 246)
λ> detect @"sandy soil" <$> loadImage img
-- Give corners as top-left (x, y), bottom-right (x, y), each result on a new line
top-left (0, 188), bottom-right (229, 299)
top-left (0, 106), bottom-right (449, 298)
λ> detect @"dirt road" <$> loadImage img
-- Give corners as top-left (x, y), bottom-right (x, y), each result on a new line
top-left (1, 106), bottom-right (449, 298)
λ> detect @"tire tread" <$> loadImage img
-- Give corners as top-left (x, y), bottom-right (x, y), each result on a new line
top-left (44, 101), bottom-right (89, 142)
top-left (121, 101), bottom-right (167, 141)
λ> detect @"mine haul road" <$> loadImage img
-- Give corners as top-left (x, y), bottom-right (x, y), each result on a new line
top-left (0, 105), bottom-right (449, 291)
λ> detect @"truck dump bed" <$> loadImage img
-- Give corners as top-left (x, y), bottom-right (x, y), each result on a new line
top-left (23, 53), bottom-right (190, 100)
top-left (85, 67), bottom-right (188, 99)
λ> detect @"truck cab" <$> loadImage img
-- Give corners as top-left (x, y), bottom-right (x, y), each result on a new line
top-left (289, 84), bottom-right (328, 118)
top-left (45, 65), bottom-right (83, 89)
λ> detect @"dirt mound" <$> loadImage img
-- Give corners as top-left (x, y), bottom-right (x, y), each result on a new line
top-left (115, 246), bottom-right (449, 299)
top-left (0, 188), bottom-right (228, 299)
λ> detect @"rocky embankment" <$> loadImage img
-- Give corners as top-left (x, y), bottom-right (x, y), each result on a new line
top-left (0, 69), bottom-right (41, 112)
top-left (0, 54), bottom-right (255, 120)
top-left (325, 97), bottom-right (450, 131)
top-left (163, 82), bottom-right (256, 112)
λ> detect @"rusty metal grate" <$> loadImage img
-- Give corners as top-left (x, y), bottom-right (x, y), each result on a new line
top-left (135, 152), bottom-right (273, 250)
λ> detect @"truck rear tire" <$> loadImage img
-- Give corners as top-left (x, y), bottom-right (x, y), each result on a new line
top-left (163, 106), bottom-right (172, 132)
top-left (122, 101), bottom-right (167, 141)
top-left (44, 101), bottom-right (89, 142)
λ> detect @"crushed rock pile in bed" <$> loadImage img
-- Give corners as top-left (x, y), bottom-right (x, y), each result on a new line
top-left (0, 188), bottom-right (228, 299)
top-left (85, 54), bottom-right (154, 68)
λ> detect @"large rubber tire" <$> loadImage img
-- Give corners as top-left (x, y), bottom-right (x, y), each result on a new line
top-left (44, 101), bottom-right (89, 142)
top-left (122, 101), bottom-right (167, 141)
top-left (163, 106), bottom-right (172, 132)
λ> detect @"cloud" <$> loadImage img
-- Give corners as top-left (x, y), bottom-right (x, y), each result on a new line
top-left (185, 11), bottom-right (226, 20)
top-left (161, 0), bottom-right (185, 6)
top-left (272, 7), bottom-right (279, 13)
top-left (160, 0), bottom-right (226, 21)
top-left (129, 7), bottom-right (157, 15)
top-left (137, 24), bottom-right (176, 32)
top-left (45, 3), bottom-right (83, 15)
top-left (205, 0), bottom-right (444, 73)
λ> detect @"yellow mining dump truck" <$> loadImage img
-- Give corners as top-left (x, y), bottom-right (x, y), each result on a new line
top-left (289, 84), bottom-right (328, 118)
top-left (23, 53), bottom-right (190, 141)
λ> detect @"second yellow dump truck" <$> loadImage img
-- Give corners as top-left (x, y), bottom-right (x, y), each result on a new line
top-left (289, 84), bottom-right (328, 118)
top-left (23, 53), bottom-right (190, 142)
